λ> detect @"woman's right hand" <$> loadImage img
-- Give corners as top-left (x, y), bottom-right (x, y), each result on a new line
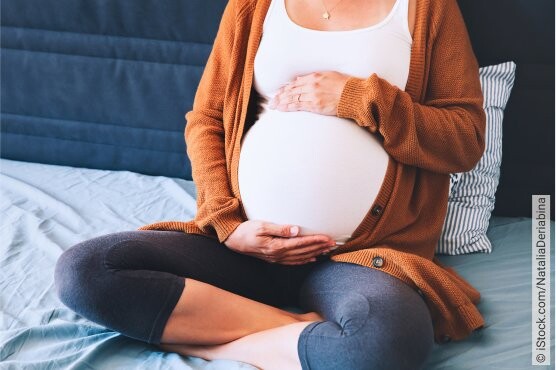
top-left (223, 220), bottom-right (337, 265)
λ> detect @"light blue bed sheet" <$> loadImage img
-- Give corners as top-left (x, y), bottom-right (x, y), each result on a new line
top-left (1, 158), bottom-right (554, 369)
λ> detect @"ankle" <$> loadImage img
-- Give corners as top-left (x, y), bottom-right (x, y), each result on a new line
top-left (297, 311), bottom-right (324, 322)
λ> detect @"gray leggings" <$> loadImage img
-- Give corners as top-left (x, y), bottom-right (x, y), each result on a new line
top-left (54, 230), bottom-right (434, 370)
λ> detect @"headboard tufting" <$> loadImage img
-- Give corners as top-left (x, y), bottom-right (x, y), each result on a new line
top-left (457, 0), bottom-right (555, 218)
top-left (1, 0), bottom-right (554, 218)
top-left (1, 0), bottom-right (229, 179)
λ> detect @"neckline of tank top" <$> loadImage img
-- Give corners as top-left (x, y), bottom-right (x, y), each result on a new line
top-left (280, 0), bottom-right (407, 35)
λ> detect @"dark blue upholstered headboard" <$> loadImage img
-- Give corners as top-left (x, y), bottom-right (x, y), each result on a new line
top-left (1, 0), bottom-right (554, 218)
top-left (457, 0), bottom-right (555, 218)
top-left (1, 0), bottom-right (229, 179)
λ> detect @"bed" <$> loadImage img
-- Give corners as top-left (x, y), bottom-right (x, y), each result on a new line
top-left (1, 0), bottom-right (554, 369)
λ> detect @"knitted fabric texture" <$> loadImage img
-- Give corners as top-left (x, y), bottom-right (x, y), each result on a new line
top-left (138, 0), bottom-right (487, 344)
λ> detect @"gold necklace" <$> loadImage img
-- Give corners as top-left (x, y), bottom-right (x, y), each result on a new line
top-left (319, 0), bottom-right (348, 19)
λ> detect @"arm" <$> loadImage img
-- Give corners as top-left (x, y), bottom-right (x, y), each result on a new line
top-left (336, 0), bottom-right (486, 174)
top-left (185, 0), bottom-right (246, 243)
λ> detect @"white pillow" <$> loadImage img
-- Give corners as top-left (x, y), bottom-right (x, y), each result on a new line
top-left (436, 61), bottom-right (517, 255)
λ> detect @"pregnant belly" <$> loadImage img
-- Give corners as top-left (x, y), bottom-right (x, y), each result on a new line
top-left (238, 109), bottom-right (389, 244)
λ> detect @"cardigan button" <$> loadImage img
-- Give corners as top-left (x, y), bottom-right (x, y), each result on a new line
top-left (372, 256), bottom-right (384, 268)
top-left (440, 334), bottom-right (452, 343)
top-left (371, 204), bottom-right (383, 216)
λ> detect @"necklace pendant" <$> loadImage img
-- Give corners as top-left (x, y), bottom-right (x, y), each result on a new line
top-left (322, 11), bottom-right (330, 19)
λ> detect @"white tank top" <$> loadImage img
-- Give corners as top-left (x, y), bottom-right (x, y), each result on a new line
top-left (254, 0), bottom-right (412, 101)
top-left (238, 0), bottom-right (413, 243)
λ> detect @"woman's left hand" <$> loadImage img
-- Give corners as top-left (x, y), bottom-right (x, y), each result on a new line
top-left (269, 71), bottom-right (351, 116)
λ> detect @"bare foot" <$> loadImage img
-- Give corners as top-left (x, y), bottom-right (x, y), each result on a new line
top-left (159, 321), bottom-right (316, 370)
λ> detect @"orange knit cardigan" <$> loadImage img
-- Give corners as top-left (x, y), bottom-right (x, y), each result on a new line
top-left (138, 0), bottom-right (487, 344)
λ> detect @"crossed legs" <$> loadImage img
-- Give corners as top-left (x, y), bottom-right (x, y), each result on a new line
top-left (54, 230), bottom-right (434, 370)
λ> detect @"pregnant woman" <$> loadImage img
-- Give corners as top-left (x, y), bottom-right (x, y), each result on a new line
top-left (54, 0), bottom-right (487, 369)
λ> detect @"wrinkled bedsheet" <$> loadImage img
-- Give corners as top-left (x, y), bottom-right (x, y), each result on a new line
top-left (1, 158), bottom-right (554, 369)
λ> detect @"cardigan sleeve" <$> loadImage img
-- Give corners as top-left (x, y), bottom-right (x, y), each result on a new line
top-left (184, 0), bottom-right (246, 243)
top-left (336, 0), bottom-right (486, 175)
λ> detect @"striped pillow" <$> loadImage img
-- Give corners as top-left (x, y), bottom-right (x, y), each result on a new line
top-left (436, 61), bottom-right (517, 255)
